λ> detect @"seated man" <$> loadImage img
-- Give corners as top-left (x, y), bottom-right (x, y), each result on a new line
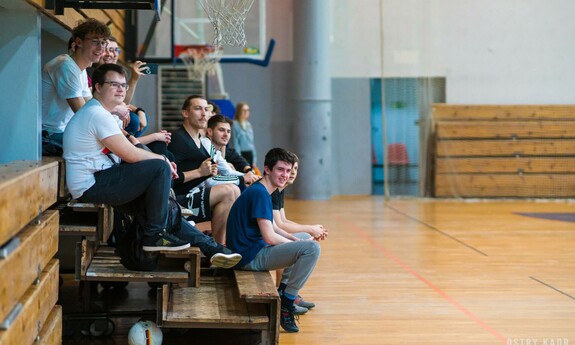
top-left (62, 63), bottom-right (240, 267)
top-left (42, 18), bottom-right (110, 155)
top-left (168, 95), bottom-right (241, 244)
top-left (272, 152), bottom-right (328, 313)
top-left (204, 114), bottom-right (260, 187)
top-left (226, 148), bottom-right (321, 333)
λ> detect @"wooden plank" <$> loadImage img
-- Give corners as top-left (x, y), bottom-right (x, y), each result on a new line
top-left (162, 274), bottom-right (269, 328)
top-left (80, 239), bottom-right (95, 278)
top-left (434, 174), bottom-right (575, 197)
top-left (436, 139), bottom-right (575, 157)
top-left (436, 121), bottom-right (575, 139)
top-left (42, 157), bottom-right (68, 199)
top-left (0, 211), bottom-right (58, 323)
top-left (234, 270), bottom-right (279, 303)
top-left (432, 104), bottom-right (575, 121)
top-left (36, 305), bottom-right (62, 345)
top-left (435, 157), bottom-right (575, 174)
top-left (0, 259), bottom-right (59, 345)
top-left (85, 246), bottom-right (190, 283)
top-left (104, 9), bottom-right (125, 30)
top-left (0, 160), bottom-right (57, 247)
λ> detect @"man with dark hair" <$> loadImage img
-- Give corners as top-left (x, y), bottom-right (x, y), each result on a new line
top-left (168, 95), bottom-right (241, 244)
top-left (226, 148), bottom-right (321, 333)
top-left (42, 18), bottom-right (111, 155)
top-left (206, 114), bottom-right (259, 185)
top-left (62, 64), bottom-right (241, 267)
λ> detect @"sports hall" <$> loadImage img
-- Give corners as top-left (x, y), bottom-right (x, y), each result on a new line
top-left (0, 1), bottom-right (573, 344)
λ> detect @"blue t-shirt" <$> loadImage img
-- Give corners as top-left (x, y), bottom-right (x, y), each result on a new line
top-left (226, 181), bottom-right (273, 267)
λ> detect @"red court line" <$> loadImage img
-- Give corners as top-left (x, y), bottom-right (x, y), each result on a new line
top-left (334, 214), bottom-right (507, 344)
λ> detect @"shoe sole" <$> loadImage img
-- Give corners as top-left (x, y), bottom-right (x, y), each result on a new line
top-left (142, 243), bottom-right (190, 252)
top-left (210, 253), bottom-right (242, 269)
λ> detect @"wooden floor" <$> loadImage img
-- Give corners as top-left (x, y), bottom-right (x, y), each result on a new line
top-left (279, 197), bottom-right (575, 345)
top-left (61, 197), bottom-right (575, 344)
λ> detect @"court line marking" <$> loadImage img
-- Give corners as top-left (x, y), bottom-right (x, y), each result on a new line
top-left (334, 214), bottom-right (507, 344)
top-left (530, 276), bottom-right (575, 301)
top-left (385, 203), bottom-right (489, 256)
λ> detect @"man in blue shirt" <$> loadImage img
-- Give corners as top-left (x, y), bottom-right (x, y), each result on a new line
top-left (226, 148), bottom-right (321, 333)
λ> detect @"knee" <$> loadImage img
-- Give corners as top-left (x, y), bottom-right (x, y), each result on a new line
top-left (221, 184), bottom-right (240, 201)
top-left (304, 241), bottom-right (321, 258)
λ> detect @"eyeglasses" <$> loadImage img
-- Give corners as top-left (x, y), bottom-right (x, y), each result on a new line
top-left (103, 81), bottom-right (129, 90)
top-left (85, 38), bottom-right (108, 48)
top-left (106, 47), bottom-right (121, 54)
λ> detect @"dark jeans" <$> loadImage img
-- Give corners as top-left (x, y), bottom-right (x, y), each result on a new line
top-left (171, 219), bottom-right (232, 259)
top-left (79, 159), bottom-right (171, 238)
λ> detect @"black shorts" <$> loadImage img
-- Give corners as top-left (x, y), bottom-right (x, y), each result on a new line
top-left (178, 185), bottom-right (212, 223)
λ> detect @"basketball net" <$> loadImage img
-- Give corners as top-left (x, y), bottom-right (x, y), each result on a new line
top-left (201, 0), bottom-right (255, 47)
top-left (179, 45), bottom-right (222, 80)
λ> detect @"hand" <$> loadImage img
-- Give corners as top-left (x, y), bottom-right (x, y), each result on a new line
top-left (200, 158), bottom-right (217, 177)
top-left (130, 61), bottom-right (147, 81)
top-left (169, 161), bottom-right (178, 180)
top-left (155, 130), bottom-right (171, 144)
top-left (243, 170), bottom-right (259, 185)
top-left (308, 224), bottom-right (328, 240)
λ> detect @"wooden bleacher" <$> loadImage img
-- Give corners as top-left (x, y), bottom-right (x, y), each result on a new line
top-left (48, 156), bottom-right (280, 342)
top-left (432, 104), bottom-right (575, 197)
top-left (0, 160), bottom-right (61, 345)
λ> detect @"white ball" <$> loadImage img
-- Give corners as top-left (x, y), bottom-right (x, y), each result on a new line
top-left (128, 320), bottom-right (163, 345)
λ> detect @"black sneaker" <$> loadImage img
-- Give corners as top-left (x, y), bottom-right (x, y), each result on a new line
top-left (142, 231), bottom-right (190, 252)
top-left (280, 306), bottom-right (299, 333)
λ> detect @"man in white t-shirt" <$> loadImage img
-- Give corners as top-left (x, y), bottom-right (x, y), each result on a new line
top-left (42, 18), bottom-right (110, 155)
top-left (62, 63), bottom-right (242, 267)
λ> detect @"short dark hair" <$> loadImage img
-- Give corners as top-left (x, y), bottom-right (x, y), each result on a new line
top-left (91, 63), bottom-right (127, 92)
top-left (264, 148), bottom-right (295, 171)
top-left (208, 101), bottom-right (221, 115)
top-left (289, 152), bottom-right (300, 164)
top-left (72, 18), bottom-right (110, 41)
top-left (207, 114), bottom-right (233, 129)
top-left (181, 95), bottom-right (206, 110)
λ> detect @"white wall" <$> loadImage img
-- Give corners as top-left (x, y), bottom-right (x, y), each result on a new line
top-left (329, 0), bottom-right (575, 104)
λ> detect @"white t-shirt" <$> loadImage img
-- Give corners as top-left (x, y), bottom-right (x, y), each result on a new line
top-left (42, 54), bottom-right (92, 134)
top-left (63, 98), bottom-right (122, 199)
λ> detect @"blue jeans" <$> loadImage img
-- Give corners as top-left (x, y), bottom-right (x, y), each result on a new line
top-left (242, 233), bottom-right (320, 298)
top-left (79, 159), bottom-right (170, 238)
top-left (125, 111), bottom-right (148, 137)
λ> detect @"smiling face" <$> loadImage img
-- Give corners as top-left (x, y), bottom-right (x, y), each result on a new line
top-left (75, 34), bottom-right (107, 66)
top-left (265, 160), bottom-right (293, 189)
top-left (208, 121), bottom-right (232, 147)
top-left (101, 40), bottom-right (119, 64)
top-left (95, 71), bottom-right (127, 110)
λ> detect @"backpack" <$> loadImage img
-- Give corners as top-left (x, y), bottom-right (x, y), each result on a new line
top-left (116, 216), bottom-right (160, 271)
top-left (115, 195), bottom-right (183, 272)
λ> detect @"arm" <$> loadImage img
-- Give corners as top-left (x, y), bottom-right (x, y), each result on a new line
top-left (272, 221), bottom-right (299, 241)
top-left (275, 208), bottom-right (328, 239)
top-left (257, 218), bottom-right (292, 245)
top-left (180, 157), bottom-right (216, 183)
top-left (137, 130), bottom-right (171, 145)
top-left (124, 61), bottom-right (146, 104)
top-left (67, 97), bottom-right (87, 113)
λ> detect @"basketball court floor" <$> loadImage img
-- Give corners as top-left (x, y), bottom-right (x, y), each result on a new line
top-left (62, 196), bottom-right (574, 345)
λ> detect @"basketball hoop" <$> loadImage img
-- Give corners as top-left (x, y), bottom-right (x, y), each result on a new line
top-left (179, 45), bottom-right (222, 80)
top-left (201, 0), bottom-right (255, 47)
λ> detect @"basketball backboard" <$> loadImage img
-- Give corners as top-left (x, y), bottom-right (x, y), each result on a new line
top-left (138, 0), bottom-right (266, 62)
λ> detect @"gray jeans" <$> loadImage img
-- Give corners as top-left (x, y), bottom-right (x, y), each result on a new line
top-left (242, 233), bottom-right (320, 297)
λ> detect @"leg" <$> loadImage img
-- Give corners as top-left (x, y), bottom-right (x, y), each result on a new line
top-left (208, 184), bottom-right (240, 244)
top-left (79, 160), bottom-right (170, 238)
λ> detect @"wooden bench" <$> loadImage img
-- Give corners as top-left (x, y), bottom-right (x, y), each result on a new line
top-left (78, 239), bottom-right (202, 287)
top-left (432, 104), bottom-right (575, 197)
top-left (158, 270), bottom-right (280, 345)
top-left (0, 160), bottom-right (61, 345)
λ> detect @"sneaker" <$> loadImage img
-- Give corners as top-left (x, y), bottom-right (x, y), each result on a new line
top-left (295, 295), bottom-right (315, 309)
top-left (142, 231), bottom-right (190, 252)
top-left (280, 306), bottom-right (299, 333)
top-left (293, 304), bottom-right (308, 315)
top-left (209, 253), bottom-right (242, 269)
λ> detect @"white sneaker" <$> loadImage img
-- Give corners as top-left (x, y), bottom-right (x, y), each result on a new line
top-left (210, 253), bottom-right (242, 269)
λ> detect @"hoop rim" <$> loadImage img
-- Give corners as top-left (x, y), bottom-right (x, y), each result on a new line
top-left (174, 44), bottom-right (216, 57)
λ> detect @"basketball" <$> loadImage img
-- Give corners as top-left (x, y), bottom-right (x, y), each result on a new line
top-left (127, 321), bottom-right (163, 345)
